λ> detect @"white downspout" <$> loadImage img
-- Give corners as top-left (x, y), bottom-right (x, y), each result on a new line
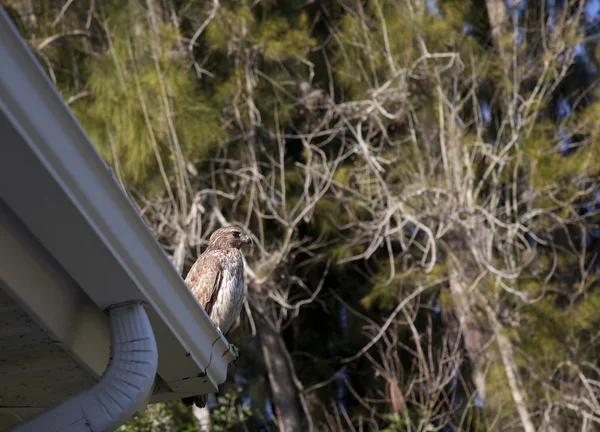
top-left (12, 302), bottom-right (159, 432)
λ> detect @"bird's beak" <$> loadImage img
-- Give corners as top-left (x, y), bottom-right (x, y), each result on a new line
top-left (242, 234), bottom-right (253, 245)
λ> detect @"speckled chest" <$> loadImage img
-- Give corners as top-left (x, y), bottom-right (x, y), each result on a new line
top-left (211, 250), bottom-right (246, 335)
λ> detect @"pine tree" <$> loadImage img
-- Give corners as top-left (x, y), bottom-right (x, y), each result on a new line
top-left (6, 0), bottom-right (600, 430)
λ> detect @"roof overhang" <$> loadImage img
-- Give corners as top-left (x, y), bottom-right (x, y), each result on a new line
top-left (0, 5), bottom-right (235, 404)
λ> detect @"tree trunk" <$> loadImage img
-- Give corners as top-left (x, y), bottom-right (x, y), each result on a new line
top-left (4, 0), bottom-right (37, 28)
top-left (485, 304), bottom-right (536, 432)
top-left (448, 275), bottom-right (488, 402)
top-left (257, 318), bottom-right (303, 432)
top-left (192, 405), bottom-right (211, 432)
top-left (485, 0), bottom-right (508, 50)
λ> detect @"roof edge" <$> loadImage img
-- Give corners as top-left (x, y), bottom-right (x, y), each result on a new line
top-left (0, 6), bottom-right (236, 393)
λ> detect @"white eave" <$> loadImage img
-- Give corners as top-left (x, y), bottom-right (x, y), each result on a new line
top-left (0, 5), bottom-right (235, 401)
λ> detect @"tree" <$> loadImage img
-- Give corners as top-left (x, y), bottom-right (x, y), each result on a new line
top-left (6, 0), bottom-right (600, 430)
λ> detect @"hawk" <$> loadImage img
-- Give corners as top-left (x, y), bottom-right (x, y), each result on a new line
top-left (183, 226), bottom-right (252, 408)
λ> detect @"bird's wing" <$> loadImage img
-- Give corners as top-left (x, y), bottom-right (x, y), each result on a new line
top-left (185, 250), bottom-right (225, 316)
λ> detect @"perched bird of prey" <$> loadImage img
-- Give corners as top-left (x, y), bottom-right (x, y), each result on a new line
top-left (182, 226), bottom-right (252, 408)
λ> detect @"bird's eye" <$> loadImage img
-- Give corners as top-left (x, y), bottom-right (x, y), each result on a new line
top-left (232, 231), bottom-right (241, 238)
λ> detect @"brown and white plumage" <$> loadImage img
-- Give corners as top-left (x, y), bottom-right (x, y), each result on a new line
top-left (183, 226), bottom-right (252, 408)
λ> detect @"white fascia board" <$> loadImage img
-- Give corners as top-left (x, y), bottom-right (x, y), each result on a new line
top-left (0, 200), bottom-right (110, 379)
top-left (0, 6), bottom-right (236, 395)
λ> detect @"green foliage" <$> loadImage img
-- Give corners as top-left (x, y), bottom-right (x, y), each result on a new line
top-left (252, 15), bottom-right (315, 61)
top-left (204, 3), bottom-right (314, 62)
top-left (360, 261), bottom-right (447, 310)
top-left (379, 412), bottom-right (436, 432)
top-left (116, 388), bottom-right (252, 432)
top-left (523, 117), bottom-right (600, 189)
top-left (210, 387), bottom-right (252, 432)
top-left (71, 3), bottom-right (222, 191)
top-left (116, 401), bottom-right (197, 432)
top-left (9, 0), bottom-right (600, 430)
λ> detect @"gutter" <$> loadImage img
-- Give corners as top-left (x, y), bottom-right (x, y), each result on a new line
top-left (11, 303), bottom-right (158, 432)
top-left (0, 4), bottom-right (235, 398)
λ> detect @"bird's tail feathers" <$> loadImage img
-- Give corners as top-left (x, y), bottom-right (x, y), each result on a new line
top-left (194, 394), bottom-right (208, 408)
top-left (182, 395), bottom-right (208, 409)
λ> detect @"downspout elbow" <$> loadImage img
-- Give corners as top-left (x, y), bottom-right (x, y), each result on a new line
top-left (13, 302), bottom-right (158, 432)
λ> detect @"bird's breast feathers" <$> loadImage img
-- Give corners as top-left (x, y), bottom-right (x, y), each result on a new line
top-left (211, 250), bottom-right (246, 335)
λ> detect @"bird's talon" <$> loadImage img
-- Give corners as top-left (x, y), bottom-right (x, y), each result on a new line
top-left (231, 344), bottom-right (240, 359)
top-left (228, 357), bottom-right (239, 370)
top-left (223, 344), bottom-right (240, 361)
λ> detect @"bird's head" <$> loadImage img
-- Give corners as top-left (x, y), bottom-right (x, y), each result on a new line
top-left (207, 226), bottom-right (253, 250)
